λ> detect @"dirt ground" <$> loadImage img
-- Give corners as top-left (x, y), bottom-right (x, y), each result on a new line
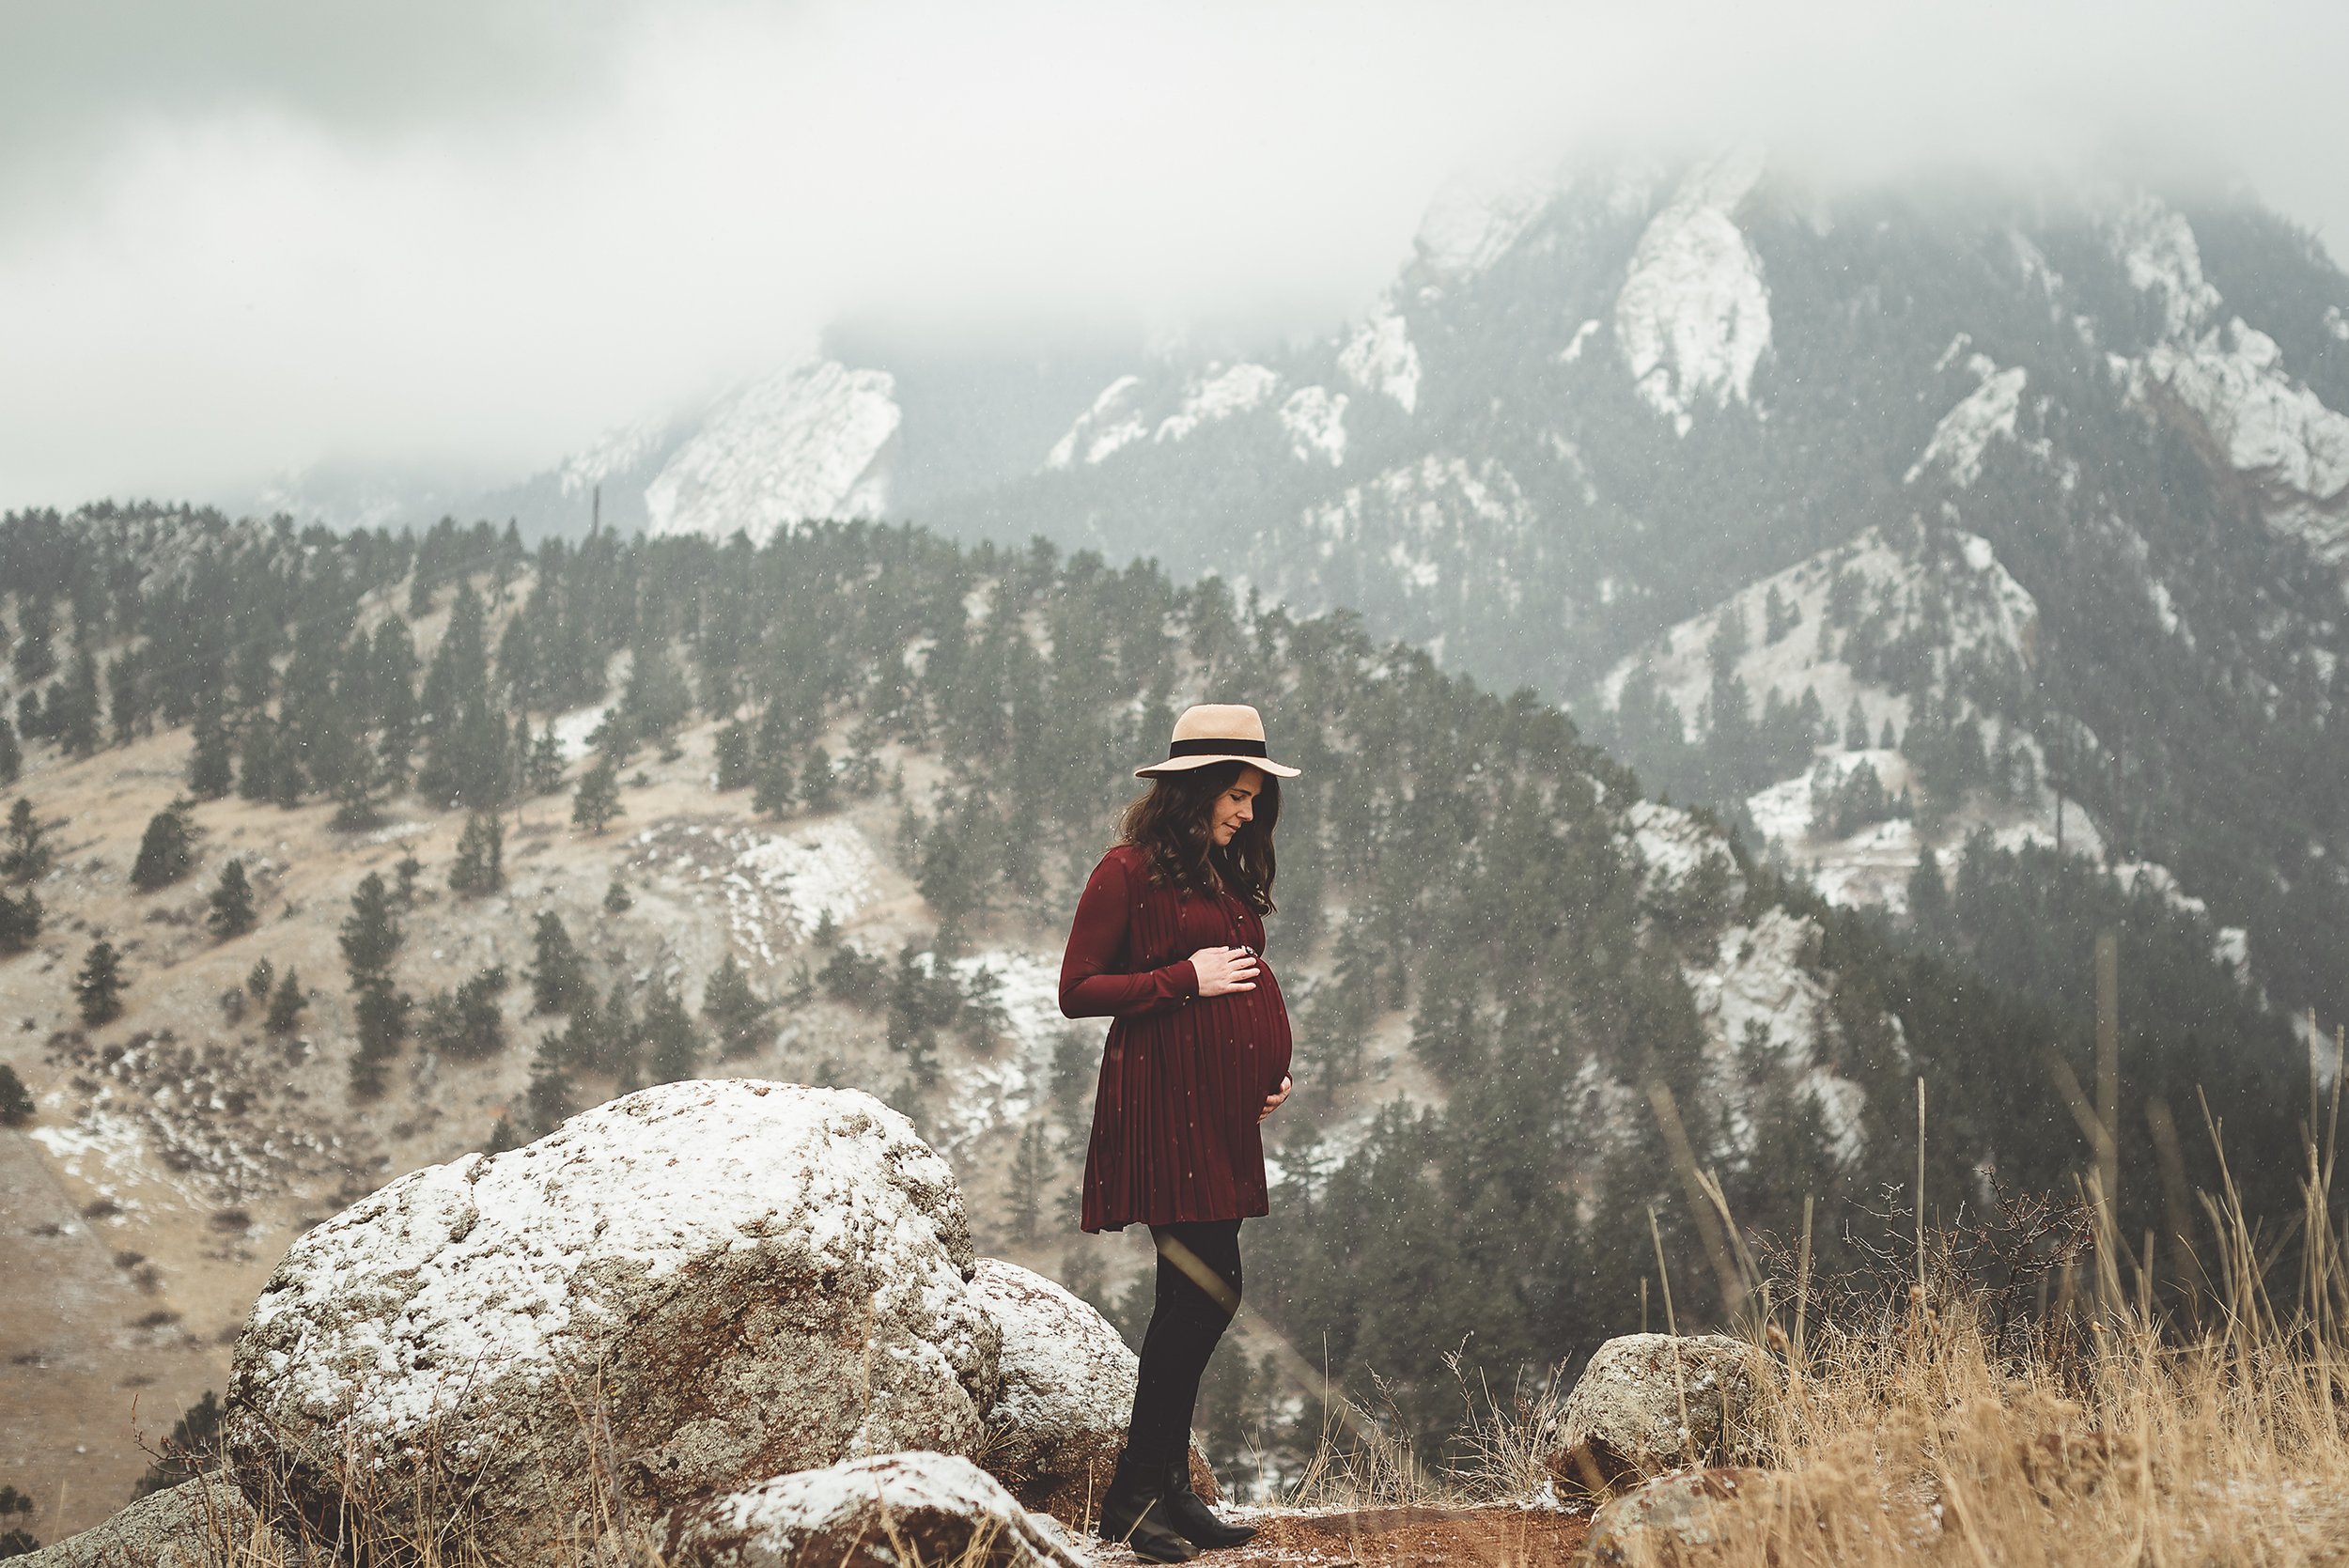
top-left (1209, 1505), bottom-right (1591, 1567)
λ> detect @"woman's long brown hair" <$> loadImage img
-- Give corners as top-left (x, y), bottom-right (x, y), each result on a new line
top-left (1117, 761), bottom-right (1280, 913)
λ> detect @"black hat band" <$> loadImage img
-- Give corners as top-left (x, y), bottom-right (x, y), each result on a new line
top-left (1166, 737), bottom-right (1268, 758)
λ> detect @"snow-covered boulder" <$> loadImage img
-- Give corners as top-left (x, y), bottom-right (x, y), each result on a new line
top-left (1545, 1334), bottom-right (1772, 1492)
top-left (10, 1477), bottom-right (268, 1568)
top-left (225, 1081), bottom-right (1001, 1566)
top-left (662, 1452), bottom-right (1082, 1568)
top-left (967, 1259), bottom-right (1220, 1524)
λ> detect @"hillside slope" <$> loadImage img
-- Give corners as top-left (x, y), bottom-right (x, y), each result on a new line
top-left (0, 507), bottom-right (2298, 1528)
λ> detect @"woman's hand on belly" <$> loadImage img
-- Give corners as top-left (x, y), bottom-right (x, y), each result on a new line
top-left (1258, 1074), bottom-right (1293, 1124)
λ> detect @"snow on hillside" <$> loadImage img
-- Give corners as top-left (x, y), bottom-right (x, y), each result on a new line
top-left (1338, 298), bottom-right (1422, 413)
top-left (1907, 349), bottom-right (2028, 488)
top-left (936, 950), bottom-right (1080, 1156)
top-left (1155, 363), bottom-right (1282, 443)
top-left (1601, 525), bottom-right (2036, 742)
top-left (1685, 908), bottom-right (1866, 1164)
top-left (1614, 146), bottom-right (1771, 436)
top-left (624, 818), bottom-right (886, 968)
top-left (643, 361), bottom-right (900, 544)
top-left (1045, 376), bottom-right (1145, 469)
top-left (1288, 454), bottom-right (1529, 599)
top-left (1280, 387), bottom-right (1349, 466)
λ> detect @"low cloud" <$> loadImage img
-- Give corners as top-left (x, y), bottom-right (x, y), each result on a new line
top-left (0, 0), bottom-right (2341, 505)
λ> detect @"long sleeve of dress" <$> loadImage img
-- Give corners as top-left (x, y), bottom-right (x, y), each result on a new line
top-left (1060, 852), bottom-right (1199, 1018)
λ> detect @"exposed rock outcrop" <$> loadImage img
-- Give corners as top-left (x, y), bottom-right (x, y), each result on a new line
top-left (1546, 1334), bottom-right (1771, 1492)
top-left (663, 1452), bottom-right (1082, 1568)
top-left (225, 1080), bottom-right (1000, 1565)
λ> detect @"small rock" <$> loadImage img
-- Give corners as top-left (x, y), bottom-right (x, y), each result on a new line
top-left (1547, 1333), bottom-right (1771, 1492)
top-left (11, 1476), bottom-right (279, 1567)
top-left (664, 1452), bottom-right (1083, 1568)
top-left (1580, 1467), bottom-right (1780, 1567)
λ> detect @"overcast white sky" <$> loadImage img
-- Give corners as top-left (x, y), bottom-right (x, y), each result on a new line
top-left (0, 0), bottom-right (2341, 507)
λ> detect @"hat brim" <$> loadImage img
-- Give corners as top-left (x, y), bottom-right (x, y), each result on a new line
top-left (1135, 754), bottom-right (1301, 779)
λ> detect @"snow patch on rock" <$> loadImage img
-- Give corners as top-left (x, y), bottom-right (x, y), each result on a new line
top-left (1338, 298), bottom-right (1423, 412)
top-left (644, 362), bottom-right (899, 545)
top-left (1045, 376), bottom-right (1146, 470)
top-left (2144, 319), bottom-right (2349, 560)
top-left (1615, 147), bottom-right (1771, 435)
top-left (1280, 386), bottom-right (1349, 466)
top-left (2114, 197), bottom-right (2223, 342)
top-left (559, 415), bottom-right (671, 497)
top-left (1155, 363), bottom-right (1281, 443)
top-left (970, 1260), bottom-right (1137, 1499)
top-left (1414, 163), bottom-right (1554, 278)
top-left (1907, 362), bottom-right (2028, 488)
top-left (228, 1083), bottom-right (1000, 1562)
top-left (666, 1452), bottom-right (1082, 1568)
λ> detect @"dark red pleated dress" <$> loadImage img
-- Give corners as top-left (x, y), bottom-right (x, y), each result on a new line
top-left (1061, 845), bottom-right (1294, 1233)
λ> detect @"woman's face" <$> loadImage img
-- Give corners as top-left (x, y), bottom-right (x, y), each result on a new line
top-left (1209, 768), bottom-right (1264, 847)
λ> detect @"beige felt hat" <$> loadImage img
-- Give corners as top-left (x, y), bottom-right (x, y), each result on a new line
top-left (1135, 703), bottom-right (1300, 779)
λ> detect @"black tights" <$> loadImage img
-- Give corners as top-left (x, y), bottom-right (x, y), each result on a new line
top-left (1125, 1219), bottom-right (1242, 1472)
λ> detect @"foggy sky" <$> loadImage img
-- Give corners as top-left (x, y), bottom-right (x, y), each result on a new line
top-left (1, 0), bottom-right (2341, 507)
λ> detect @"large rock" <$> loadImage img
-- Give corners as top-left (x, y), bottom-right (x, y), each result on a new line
top-left (663, 1452), bottom-right (1082, 1568)
top-left (11, 1477), bottom-right (279, 1567)
top-left (967, 1259), bottom-right (1218, 1524)
top-left (1546, 1334), bottom-right (1771, 1493)
top-left (1579, 1467), bottom-right (1781, 1567)
top-left (226, 1081), bottom-right (1001, 1565)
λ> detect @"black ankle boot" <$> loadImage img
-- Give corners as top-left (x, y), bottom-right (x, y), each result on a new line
top-left (1097, 1452), bottom-right (1197, 1562)
top-left (1159, 1457), bottom-right (1256, 1549)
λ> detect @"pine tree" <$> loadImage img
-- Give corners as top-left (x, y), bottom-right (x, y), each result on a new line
top-left (525, 1032), bottom-right (578, 1134)
top-left (800, 746), bottom-right (836, 813)
top-left (1009, 1125), bottom-right (1050, 1243)
top-left (130, 799), bottom-right (198, 892)
top-left (264, 968), bottom-right (307, 1035)
top-left (447, 812), bottom-right (505, 896)
top-left (350, 981), bottom-right (412, 1098)
top-left (715, 721), bottom-right (753, 790)
top-left (187, 710), bottom-right (234, 799)
top-left (373, 617), bottom-right (420, 787)
top-left (525, 722), bottom-right (564, 796)
top-left (0, 715), bottom-right (21, 787)
top-left (702, 954), bottom-right (773, 1058)
top-left (641, 975), bottom-right (701, 1084)
top-left (602, 873), bottom-right (632, 914)
top-left (339, 871), bottom-right (403, 988)
top-left (75, 939), bottom-right (126, 1027)
top-left (1845, 695), bottom-right (1870, 752)
top-left (0, 886), bottom-right (39, 953)
top-left (237, 715), bottom-right (276, 801)
top-left (0, 1063), bottom-right (33, 1126)
top-left (57, 647), bottom-right (101, 756)
top-left (246, 958), bottom-right (274, 1000)
top-left (527, 910), bottom-right (586, 1016)
top-left (208, 859), bottom-right (257, 939)
top-left (572, 754), bottom-right (622, 833)
top-left (3, 797), bottom-right (48, 881)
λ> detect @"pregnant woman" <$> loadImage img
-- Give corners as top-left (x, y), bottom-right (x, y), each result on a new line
top-left (1059, 704), bottom-right (1298, 1561)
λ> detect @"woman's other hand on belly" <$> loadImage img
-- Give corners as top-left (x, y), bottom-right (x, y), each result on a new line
top-left (1258, 1074), bottom-right (1293, 1124)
